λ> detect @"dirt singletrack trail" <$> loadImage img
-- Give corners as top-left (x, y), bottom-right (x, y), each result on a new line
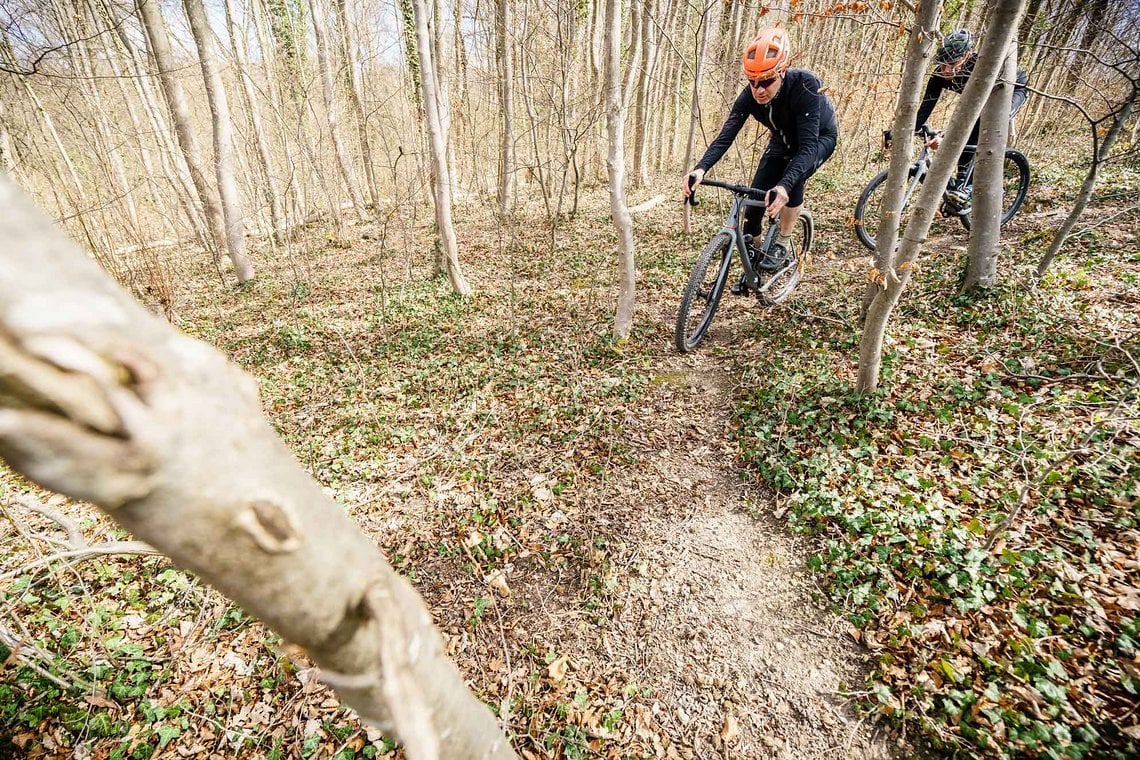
top-left (556, 270), bottom-right (898, 758)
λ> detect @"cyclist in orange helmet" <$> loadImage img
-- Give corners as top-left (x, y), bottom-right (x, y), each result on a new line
top-left (683, 27), bottom-right (838, 276)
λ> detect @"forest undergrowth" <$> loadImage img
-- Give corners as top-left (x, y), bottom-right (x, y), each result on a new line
top-left (1, 158), bottom-right (1137, 759)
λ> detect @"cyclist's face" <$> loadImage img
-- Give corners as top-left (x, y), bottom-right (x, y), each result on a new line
top-left (936, 54), bottom-right (970, 79)
top-left (748, 73), bottom-right (782, 103)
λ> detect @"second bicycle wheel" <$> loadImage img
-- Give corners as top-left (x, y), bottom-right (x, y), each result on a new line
top-left (961, 149), bottom-right (1031, 231)
top-left (853, 168), bottom-right (920, 252)
top-left (675, 231), bottom-right (733, 353)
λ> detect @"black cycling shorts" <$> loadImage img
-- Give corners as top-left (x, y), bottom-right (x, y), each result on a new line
top-left (750, 132), bottom-right (838, 208)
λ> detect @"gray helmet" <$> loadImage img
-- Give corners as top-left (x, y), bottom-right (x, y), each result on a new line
top-left (936, 30), bottom-right (973, 64)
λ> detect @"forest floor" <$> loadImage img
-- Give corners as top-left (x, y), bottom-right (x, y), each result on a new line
top-left (1, 161), bottom-right (1137, 759)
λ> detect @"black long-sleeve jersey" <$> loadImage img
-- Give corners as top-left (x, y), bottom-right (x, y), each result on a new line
top-left (914, 54), bottom-right (1029, 131)
top-left (695, 69), bottom-right (838, 191)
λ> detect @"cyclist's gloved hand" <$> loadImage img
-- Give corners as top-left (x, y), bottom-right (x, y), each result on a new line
top-left (916, 125), bottom-right (942, 150)
top-left (765, 185), bottom-right (789, 218)
top-left (683, 168), bottom-right (705, 199)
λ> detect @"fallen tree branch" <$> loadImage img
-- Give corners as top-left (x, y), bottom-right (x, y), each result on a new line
top-left (629, 195), bottom-right (665, 214)
top-left (0, 541), bottom-right (163, 583)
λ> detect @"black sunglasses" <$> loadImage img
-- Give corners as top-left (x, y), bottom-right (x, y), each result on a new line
top-left (748, 76), bottom-right (778, 90)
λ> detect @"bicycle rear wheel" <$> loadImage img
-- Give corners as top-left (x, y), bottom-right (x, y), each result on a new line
top-left (758, 210), bottom-right (811, 306)
top-left (853, 169), bottom-right (918, 252)
top-left (675, 232), bottom-right (733, 353)
top-left (961, 149), bottom-right (1030, 231)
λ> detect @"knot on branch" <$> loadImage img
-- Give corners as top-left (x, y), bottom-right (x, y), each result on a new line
top-left (233, 499), bottom-right (302, 554)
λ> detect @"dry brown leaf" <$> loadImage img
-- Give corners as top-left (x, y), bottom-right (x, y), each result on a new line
top-left (720, 714), bottom-right (740, 743)
top-left (548, 654), bottom-right (569, 682)
top-left (486, 570), bottom-right (511, 597)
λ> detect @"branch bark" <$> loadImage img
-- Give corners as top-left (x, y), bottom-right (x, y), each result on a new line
top-left (963, 41), bottom-right (1017, 292)
top-left (0, 175), bottom-right (513, 760)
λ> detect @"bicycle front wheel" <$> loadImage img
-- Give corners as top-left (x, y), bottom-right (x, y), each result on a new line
top-left (675, 232), bottom-right (733, 353)
top-left (961, 149), bottom-right (1031, 231)
top-left (853, 169), bottom-right (918, 252)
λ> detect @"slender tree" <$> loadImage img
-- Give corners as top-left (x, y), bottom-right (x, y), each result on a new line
top-left (0, 93), bottom-right (14, 174)
top-left (335, 0), bottom-right (381, 209)
top-left (604, 0), bottom-right (636, 339)
top-left (496, 0), bottom-right (516, 214)
top-left (1036, 92), bottom-right (1136, 279)
top-left (223, 0), bottom-right (287, 241)
top-left (681, 2), bottom-right (713, 234)
top-left (103, 0), bottom-right (211, 248)
top-left (136, 0), bottom-right (238, 278)
top-left (411, 0), bottom-right (471, 295)
top-left (310, 0), bottom-right (367, 220)
top-left (632, 0), bottom-right (659, 187)
top-left (962, 41), bottom-right (1017, 292)
top-left (861, 1), bottom-right (942, 316)
top-left (183, 0), bottom-right (255, 283)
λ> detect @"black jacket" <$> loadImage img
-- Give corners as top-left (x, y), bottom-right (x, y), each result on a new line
top-left (914, 54), bottom-right (1029, 131)
top-left (696, 69), bottom-right (838, 191)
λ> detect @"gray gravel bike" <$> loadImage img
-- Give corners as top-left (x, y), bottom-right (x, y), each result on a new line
top-left (853, 127), bottom-right (1030, 251)
top-left (676, 179), bottom-right (813, 353)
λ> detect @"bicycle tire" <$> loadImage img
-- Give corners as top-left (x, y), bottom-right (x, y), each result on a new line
top-left (853, 168), bottom-right (916, 253)
top-left (675, 232), bottom-right (733, 353)
top-left (759, 211), bottom-right (812, 306)
top-left (961, 148), bottom-right (1030, 232)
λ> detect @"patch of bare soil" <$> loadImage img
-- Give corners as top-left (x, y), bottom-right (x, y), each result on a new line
top-left (561, 338), bottom-right (894, 759)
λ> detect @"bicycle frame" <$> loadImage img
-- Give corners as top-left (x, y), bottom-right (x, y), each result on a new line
top-left (687, 178), bottom-right (781, 292)
top-left (899, 140), bottom-right (980, 218)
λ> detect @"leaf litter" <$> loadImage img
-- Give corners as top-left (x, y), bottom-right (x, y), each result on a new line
top-left (1, 168), bottom-right (1136, 758)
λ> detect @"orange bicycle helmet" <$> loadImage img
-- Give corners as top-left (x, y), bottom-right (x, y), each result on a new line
top-left (742, 28), bottom-right (790, 80)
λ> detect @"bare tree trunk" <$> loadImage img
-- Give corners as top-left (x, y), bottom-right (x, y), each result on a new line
top-left (858, 0), bottom-right (1027, 393)
top-left (335, 0), bottom-right (381, 209)
top-left (1037, 94), bottom-right (1135, 278)
top-left (604, 0), bottom-right (636, 339)
top-left (136, 0), bottom-right (232, 271)
top-left (253, 0), bottom-right (309, 221)
top-left (184, 0), bottom-right (255, 283)
top-left (860, 2), bottom-right (942, 317)
top-left (681, 3), bottom-right (712, 234)
top-left (620, 0), bottom-right (643, 111)
top-left (310, 0), bottom-right (367, 221)
top-left (69, 3), bottom-right (143, 241)
top-left (411, 0), bottom-right (471, 295)
top-left (0, 174), bottom-right (515, 760)
top-left (430, 0), bottom-right (456, 206)
top-left (633, 0), bottom-right (658, 187)
top-left (517, 6), bottom-right (553, 219)
top-left (962, 42), bottom-right (1016, 292)
top-left (224, 0), bottom-right (287, 242)
top-left (0, 94), bottom-right (13, 174)
top-left (496, 0), bottom-right (515, 214)
top-left (101, 0), bottom-right (210, 248)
